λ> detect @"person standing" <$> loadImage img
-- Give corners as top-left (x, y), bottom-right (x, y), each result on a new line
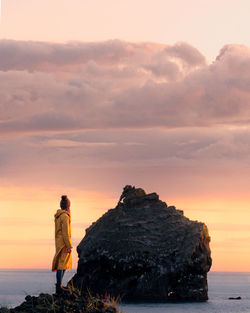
top-left (52, 195), bottom-right (72, 294)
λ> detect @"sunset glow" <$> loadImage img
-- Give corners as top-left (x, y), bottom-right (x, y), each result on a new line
top-left (1, 184), bottom-right (250, 271)
top-left (1, 0), bottom-right (250, 272)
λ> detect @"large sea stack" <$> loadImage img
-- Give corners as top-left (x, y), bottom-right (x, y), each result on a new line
top-left (71, 186), bottom-right (212, 302)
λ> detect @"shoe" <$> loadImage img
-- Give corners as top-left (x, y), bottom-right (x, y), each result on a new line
top-left (55, 284), bottom-right (65, 295)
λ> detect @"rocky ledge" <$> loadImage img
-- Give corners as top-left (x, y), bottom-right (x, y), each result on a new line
top-left (71, 185), bottom-right (212, 302)
top-left (0, 290), bottom-right (119, 313)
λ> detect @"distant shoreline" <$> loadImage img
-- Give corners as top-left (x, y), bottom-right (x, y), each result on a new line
top-left (1, 269), bottom-right (250, 273)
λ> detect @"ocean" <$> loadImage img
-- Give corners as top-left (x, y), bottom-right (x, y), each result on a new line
top-left (0, 270), bottom-right (250, 312)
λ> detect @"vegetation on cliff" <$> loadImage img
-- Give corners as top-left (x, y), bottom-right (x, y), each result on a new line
top-left (0, 287), bottom-right (120, 313)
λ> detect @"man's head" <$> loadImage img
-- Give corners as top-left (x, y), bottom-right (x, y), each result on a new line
top-left (124, 185), bottom-right (133, 192)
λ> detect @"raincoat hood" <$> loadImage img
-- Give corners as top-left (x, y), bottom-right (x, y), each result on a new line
top-left (54, 209), bottom-right (68, 219)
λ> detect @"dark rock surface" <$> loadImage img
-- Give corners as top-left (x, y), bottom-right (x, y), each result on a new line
top-left (71, 186), bottom-right (212, 302)
top-left (1, 290), bottom-right (119, 313)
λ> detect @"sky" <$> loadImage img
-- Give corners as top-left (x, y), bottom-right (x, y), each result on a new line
top-left (1, 0), bottom-right (250, 271)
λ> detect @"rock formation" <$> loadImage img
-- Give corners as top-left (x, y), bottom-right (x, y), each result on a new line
top-left (3, 291), bottom-right (119, 313)
top-left (0, 290), bottom-right (119, 313)
top-left (71, 186), bottom-right (212, 302)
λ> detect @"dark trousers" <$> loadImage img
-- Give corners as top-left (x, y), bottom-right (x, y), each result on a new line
top-left (56, 270), bottom-right (65, 285)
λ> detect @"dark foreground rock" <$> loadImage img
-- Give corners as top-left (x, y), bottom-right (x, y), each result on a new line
top-left (71, 186), bottom-right (212, 302)
top-left (1, 290), bottom-right (119, 313)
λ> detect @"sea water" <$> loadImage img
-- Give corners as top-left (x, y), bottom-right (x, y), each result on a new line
top-left (1, 271), bottom-right (250, 313)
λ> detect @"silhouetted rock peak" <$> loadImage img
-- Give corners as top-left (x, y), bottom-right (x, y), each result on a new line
top-left (72, 186), bottom-right (212, 302)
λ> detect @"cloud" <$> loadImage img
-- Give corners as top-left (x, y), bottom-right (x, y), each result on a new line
top-left (2, 40), bottom-right (250, 270)
top-left (43, 139), bottom-right (116, 148)
top-left (2, 126), bottom-right (250, 199)
top-left (0, 40), bottom-right (205, 73)
top-left (164, 42), bottom-right (206, 67)
top-left (1, 40), bottom-right (250, 134)
top-left (1, 40), bottom-right (250, 196)
top-left (4, 127), bottom-right (250, 168)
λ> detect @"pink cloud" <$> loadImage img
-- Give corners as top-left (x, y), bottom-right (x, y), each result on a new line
top-left (1, 40), bottom-right (250, 195)
top-left (0, 40), bottom-right (250, 134)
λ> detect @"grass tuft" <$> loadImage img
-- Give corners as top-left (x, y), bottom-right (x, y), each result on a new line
top-left (0, 288), bottom-right (122, 313)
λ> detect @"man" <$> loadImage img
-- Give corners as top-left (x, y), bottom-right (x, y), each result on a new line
top-left (118, 185), bottom-right (146, 205)
top-left (52, 195), bottom-right (72, 294)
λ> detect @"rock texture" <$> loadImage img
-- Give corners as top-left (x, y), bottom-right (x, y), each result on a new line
top-left (72, 186), bottom-right (212, 302)
top-left (2, 291), bottom-right (119, 313)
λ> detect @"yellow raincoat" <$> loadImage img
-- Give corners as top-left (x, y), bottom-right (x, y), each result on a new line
top-left (52, 209), bottom-right (72, 271)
